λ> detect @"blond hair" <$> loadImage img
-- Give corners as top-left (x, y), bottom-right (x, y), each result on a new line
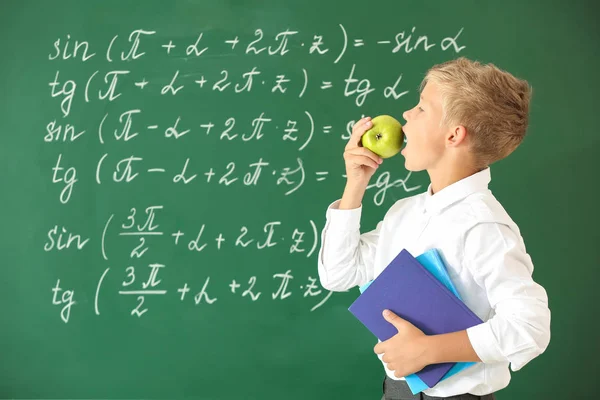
top-left (420, 57), bottom-right (532, 167)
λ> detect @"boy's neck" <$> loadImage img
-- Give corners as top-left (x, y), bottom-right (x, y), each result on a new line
top-left (427, 162), bottom-right (484, 195)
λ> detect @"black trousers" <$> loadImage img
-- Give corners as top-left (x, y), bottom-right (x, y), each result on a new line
top-left (382, 376), bottom-right (496, 400)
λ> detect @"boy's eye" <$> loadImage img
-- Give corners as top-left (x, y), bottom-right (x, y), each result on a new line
top-left (418, 106), bottom-right (424, 112)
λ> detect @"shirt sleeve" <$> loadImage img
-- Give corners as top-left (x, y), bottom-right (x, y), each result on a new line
top-left (317, 199), bottom-right (382, 291)
top-left (464, 222), bottom-right (551, 371)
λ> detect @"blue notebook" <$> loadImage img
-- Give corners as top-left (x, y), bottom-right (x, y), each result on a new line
top-left (350, 249), bottom-right (483, 389)
top-left (358, 248), bottom-right (476, 394)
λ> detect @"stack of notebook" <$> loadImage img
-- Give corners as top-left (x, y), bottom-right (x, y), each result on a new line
top-left (348, 248), bottom-right (482, 394)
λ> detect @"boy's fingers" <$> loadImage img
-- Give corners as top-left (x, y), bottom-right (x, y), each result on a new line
top-left (347, 147), bottom-right (383, 165)
top-left (349, 117), bottom-right (372, 147)
top-left (348, 155), bottom-right (379, 170)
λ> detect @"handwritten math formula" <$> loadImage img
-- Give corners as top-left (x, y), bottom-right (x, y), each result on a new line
top-left (45, 25), bottom-right (466, 322)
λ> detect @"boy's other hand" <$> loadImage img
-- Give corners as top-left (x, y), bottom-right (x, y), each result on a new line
top-left (374, 309), bottom-right (430, 379)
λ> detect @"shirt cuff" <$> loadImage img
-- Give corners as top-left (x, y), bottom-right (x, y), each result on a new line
top-left (466, 322), bottom-right (506, 364)
top-left (325, 199), bottom-right (362, 232)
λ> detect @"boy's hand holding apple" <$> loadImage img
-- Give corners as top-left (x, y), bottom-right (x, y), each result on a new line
top-left (339, 115), bottom-right (403, 210)
top-left (343, 115), bottom-right (404, 185)
top-left (343, 117), bottom-right (384, 186)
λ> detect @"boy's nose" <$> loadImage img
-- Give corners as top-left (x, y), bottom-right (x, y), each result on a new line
top-left (402, 110), bottom-right (410, 122)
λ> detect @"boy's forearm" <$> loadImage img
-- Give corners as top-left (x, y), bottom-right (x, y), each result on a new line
top-left (339, 181), bottom-right (368, 209)
top-left (424, 330), bottom-right (482, 364)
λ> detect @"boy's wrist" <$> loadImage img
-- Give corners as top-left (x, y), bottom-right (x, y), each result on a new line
top-left (422, 335), bottom-right (440, 365)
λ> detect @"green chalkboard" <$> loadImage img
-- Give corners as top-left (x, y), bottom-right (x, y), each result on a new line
top-left (1, 0), bottom-right (598, 399)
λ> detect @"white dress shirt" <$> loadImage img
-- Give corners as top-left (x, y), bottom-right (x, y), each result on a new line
top-left (317, 168), bottom-right (551, 397)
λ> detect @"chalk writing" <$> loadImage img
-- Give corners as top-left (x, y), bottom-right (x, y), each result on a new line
top-left (46, 24), bottom-right (462, 322)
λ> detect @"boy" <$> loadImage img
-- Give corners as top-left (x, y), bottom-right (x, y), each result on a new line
top-left (317, 57), bottom-right (551, 399)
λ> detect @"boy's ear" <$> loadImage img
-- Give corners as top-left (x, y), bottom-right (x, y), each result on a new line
top-left (447, 125), bottom-right (468, 147)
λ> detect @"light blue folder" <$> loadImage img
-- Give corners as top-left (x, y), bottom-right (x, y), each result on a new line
top-left (359, 248), bottom-right (477, 394)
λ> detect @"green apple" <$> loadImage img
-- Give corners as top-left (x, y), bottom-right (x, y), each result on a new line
top-left (360, 115), bottom-right (404, 159)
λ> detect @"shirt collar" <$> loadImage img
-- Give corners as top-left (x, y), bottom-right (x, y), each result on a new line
top-left (424, 167), bottom-right (491, 214)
